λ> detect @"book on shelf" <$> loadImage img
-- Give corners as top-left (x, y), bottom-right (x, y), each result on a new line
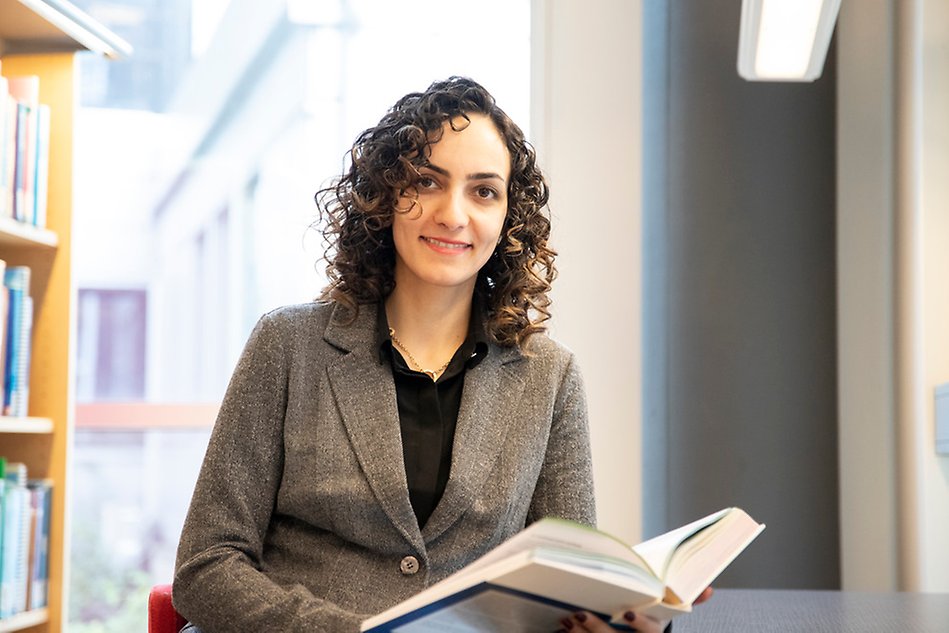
top-left (0, 460), bottom-right (52, 621)
top-left (0, 75), bottom-right (14, 219)
top-left (361, 507), bottom-right (765, 633)
top-left (26, 479), bottom-right (51, 611)
top-left (0, 69), bottom-right (49, 228)
top-left (0, 460), bottom-right (28, 619)
top-left (32, 104), bottom-right (50, 229)
top-left (0, 259), bottom-right (6, 409)
top-left (7, 76), bottom-right (38, 225)
top-left (3, 266), bottom-right (32, 418)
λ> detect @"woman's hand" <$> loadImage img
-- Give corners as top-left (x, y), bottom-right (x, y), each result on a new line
top-left (555, 587), bottom-right (714, 633)
top-left (556, 609), bottom-right (666, 633)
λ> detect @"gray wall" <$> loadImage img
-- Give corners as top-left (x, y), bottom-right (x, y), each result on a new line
top-left (643, 1), bottom-right (840, 589)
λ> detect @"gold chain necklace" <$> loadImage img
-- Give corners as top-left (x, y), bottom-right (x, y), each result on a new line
top-left (388, 327), bottom-right (451, 381)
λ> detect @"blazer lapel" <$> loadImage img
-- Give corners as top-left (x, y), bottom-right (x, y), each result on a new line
top-left (421, 346), bottom-right (526, 542)
top-left (323, 304), bottom-right (424, 552)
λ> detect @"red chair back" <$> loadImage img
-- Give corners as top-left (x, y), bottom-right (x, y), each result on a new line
top-left (148, 584), bottom-right (187, 633)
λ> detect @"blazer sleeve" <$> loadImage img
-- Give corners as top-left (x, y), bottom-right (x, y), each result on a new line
top-left (172, 312), bottom-right (364, 632)
top-left (526, 352), bottom-right (597, 527)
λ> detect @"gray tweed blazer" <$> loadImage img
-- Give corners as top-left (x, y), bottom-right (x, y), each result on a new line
top-left (173, 301), bottom-right (595, 632)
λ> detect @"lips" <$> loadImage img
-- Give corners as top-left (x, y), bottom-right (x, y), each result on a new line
top-left (421, 236), bottom-right (472, 250)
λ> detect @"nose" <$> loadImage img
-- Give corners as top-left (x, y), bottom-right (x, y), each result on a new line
top-left (432, 187), bottom-right (469, 230)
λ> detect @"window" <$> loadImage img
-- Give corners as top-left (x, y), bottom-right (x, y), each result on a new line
top-left (76, 289), bottom-right (147, 401)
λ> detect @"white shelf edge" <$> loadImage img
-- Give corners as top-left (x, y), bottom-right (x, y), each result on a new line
top-left (18, 0), bottom-right (132, 58)
top-left (0, 608), bottom-right (49, 632)
top-left (0, 416), bottom-right (54, 433)
top-left (7, 0), bottom-right (132, 58)
top-left (0, 216), bottom-right (58, 248)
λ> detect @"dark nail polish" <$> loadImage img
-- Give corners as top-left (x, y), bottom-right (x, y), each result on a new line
top-left (561, 618), bottom-right (574, 630)
top-left (575, 612), bottom-right (588, 623)
top-left (623, 610), bottom-right (637, 622)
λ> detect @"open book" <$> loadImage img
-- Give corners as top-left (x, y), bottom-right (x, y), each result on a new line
top-left (361, 507), bottom-right (764, 632)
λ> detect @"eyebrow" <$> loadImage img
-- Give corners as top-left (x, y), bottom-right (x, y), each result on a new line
top-left (423, 163), bottom-right (507, 183)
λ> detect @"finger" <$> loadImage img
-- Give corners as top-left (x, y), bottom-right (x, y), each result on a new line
top-left (693, 586), bottom-right (714, 605)
top-left (564, 610), bottom-right (669, 633)
top-left (616, 610), bottom-right (668, 633)
top-left (563, 611), bottom-right (613, 632)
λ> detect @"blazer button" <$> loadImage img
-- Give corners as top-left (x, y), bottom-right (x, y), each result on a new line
top-left (399, 555), bottom-right (420, 575)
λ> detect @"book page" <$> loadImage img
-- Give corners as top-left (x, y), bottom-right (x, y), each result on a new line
top-left (631, 508), bottom-right (732, 583)
top-left (663, 511), bottom-right (765, 604)
top-left (447, 519), bottom-right (652, 586)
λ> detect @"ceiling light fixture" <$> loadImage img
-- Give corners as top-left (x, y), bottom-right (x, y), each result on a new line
top-left (738, 0), bottom-right (842, 81)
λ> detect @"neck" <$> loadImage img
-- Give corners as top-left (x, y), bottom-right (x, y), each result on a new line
top-left (384, 284), bottom-right (473, 371)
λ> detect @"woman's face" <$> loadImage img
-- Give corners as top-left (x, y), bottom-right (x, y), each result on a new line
top-left (391, 113), bottom-right (511, 297)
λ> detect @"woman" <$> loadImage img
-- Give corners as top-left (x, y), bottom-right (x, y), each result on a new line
top-left (173, 77), bottom-right (689, 633)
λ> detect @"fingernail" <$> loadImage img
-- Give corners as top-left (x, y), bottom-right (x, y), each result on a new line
top-left (574, 612), bottom-right (588, 623)
top-left (560, 618), bottom-right (574, 630)
top-left (623, 611), bottom-right (636, 622)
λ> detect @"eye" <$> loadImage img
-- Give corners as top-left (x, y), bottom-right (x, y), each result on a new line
top-left (417, 175), bottom-right (438, 190)
top-left (474, 185), bottom-right (499, 200)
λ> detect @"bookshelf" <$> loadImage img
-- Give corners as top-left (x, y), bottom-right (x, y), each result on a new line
top-left (0, 3), bottom-right (128, 632)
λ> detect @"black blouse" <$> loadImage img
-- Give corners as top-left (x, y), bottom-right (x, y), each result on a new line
top-left (376, 305), bottom-right (488, 528)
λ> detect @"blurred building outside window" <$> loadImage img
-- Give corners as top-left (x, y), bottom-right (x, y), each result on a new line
top-left (67, 0), bottom-right (530, 631)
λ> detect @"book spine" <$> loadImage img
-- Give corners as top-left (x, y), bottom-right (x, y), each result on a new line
top-left (0, 485), bottom-right (15, 619)
top-left (3, 267), bottom-right (31, 417)
top-left (13, 102), bottom-right (34, 222)
top-left (13, 485), bottom-right (28, 614)
top-left (0, 259), bottom-right (7, 409)
top-left (26, 480), bottom-right (51, 610)
top-left (2, 95), bottom-right (16, 219)
top-left (33, 105), bottom-right (50, 228)
top-left (7, 77), bottom-right (39, 226)
top-left (0, 458), bottom-right (5, 618)
top-left (0, 463), bottom-right (28, 619)
top-left (11, 297), bottom-right (32, 418)
top-left (0, 77), bottom-right (8, 218)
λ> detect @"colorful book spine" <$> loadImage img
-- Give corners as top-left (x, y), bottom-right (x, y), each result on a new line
top-left (26, 480), bottom-right (51, 610)
top-left (1, 92), bottom-right (16, 219)
top-left (32, 104), bottom-right (50, 228)
top-left (0, 458), bottom-right (5, 617)
top-left (7, 77), bottom-right (38, 225)
top-left (0, 464), bottom-right (49, 620)
top-left (0, 258), bottom-right (7, 409)
top-left (3, 266), bottom-right (32, 417)
top-left (0, 461), bottom-right (28, 619)
top-left (0, 76), bottom-right (9, 218)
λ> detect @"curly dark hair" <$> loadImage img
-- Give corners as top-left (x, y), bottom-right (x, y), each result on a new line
top-left (315, 76), bottom-right (555, 349)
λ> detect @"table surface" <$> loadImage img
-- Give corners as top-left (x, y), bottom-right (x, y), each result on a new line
top-left (672, 589), bottom-right (949, 633)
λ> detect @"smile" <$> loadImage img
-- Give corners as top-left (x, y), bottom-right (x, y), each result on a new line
top-left (421, 236), bottom-right (472, 250)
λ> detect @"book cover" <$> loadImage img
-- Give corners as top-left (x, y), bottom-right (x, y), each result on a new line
top-left (361, 508), bottom-right (764, 632)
